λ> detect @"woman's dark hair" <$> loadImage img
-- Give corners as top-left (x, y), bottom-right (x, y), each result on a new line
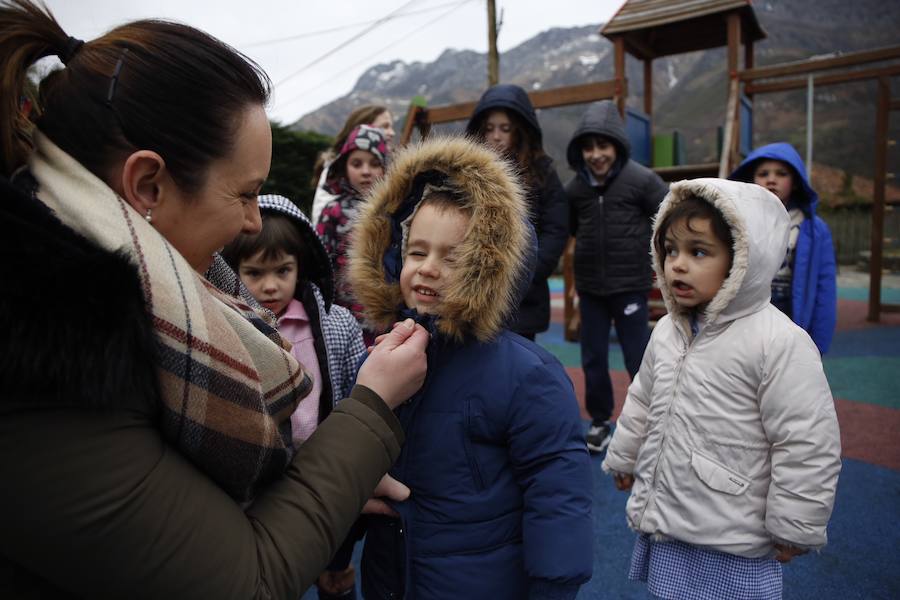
top-left (474, 107), bottom-right (546, 189)
top-left (653, 195), bottom-right (735, 271)
top-left (221, 213), bottom-right (310, 280)
top-left (311, 104), bottom-right (388, 188)
top-left (0, 0), bottom-right (271, 191)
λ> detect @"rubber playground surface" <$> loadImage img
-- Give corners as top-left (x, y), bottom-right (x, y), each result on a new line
top-left (304, 274), bottom-right (900, 599)
top-left (540, 275), bottom-right (900, 600)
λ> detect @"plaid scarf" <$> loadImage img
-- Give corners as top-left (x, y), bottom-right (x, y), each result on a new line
top-left (29, 132), bottom-right (311, 503)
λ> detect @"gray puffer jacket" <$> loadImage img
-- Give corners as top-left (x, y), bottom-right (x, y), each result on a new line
top-left (565, 100), bottom-right (668, 296)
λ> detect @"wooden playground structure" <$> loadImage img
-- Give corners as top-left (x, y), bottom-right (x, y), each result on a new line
top-left (399, 0), bottom-right (900, 336)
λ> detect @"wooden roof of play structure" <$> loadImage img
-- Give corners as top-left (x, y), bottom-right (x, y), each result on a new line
top-left (601, 0), bottom-right (766, 59)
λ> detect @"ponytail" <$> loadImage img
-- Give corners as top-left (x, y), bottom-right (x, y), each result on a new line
top-left (0, 0), bottom-right (69, 175)
top-left (0, 0), bottom-right (271, 191)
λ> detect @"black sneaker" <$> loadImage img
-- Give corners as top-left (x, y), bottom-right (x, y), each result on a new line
top-left (586, 420), bottom-right (612, 453)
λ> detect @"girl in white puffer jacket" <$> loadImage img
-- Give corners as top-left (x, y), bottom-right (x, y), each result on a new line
top-left (602, 179), bottom-right (841, 600)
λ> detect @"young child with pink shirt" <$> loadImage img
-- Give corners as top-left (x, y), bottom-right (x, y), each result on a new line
top-left (222, 193), bottom-right (366, 599)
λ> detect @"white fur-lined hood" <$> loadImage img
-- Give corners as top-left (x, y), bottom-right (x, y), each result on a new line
top-left (651, 178), bottom-right (790, 331)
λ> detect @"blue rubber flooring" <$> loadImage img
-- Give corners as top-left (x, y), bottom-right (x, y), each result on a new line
top-left (301, 277), bottom-right (900, 599)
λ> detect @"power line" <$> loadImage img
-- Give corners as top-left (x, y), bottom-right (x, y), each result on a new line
top-left (276, 0), bottom-right (476, 112)
top-left (242, 1), bottom-right (468, 49)
top-left (274, 0), bottom-right (418, 88)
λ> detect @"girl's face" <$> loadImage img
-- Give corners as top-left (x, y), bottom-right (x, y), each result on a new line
top-left (753, 159), bottom-right (794, 205)
top-left (238, 249), bottom-right (298, 317)
top-left (663, 216), bottom-right (731, 310)
top-left (346, 149), bottom-right (384, 195)
top-left (483, 109), bottom-right (514, 155)
top-left (370, 110), bottom-right (395, 146)
top-left (400, 203), bottom-right (470, 316)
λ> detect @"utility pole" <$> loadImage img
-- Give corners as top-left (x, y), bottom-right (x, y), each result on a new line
top-left (487, 0), bottom-right (499, 86)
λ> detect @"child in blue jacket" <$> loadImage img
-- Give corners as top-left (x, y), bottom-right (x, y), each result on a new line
top-left (347, 137), bottom-right (593, 600)
top-left (729, 142), bottom-right (837, 353)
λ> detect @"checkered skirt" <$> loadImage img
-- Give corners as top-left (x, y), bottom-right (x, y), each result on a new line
top-left (628, 534), bottom-right (782, 600)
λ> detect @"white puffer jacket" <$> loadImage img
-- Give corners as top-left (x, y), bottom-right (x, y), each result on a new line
top-left (603, 178), bottom-right (841, 558)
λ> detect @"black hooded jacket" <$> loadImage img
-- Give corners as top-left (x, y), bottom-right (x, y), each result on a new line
top-left (565, 101), bottom-right (668, 296)
top-left (467, 84), bottom-right (568, 335)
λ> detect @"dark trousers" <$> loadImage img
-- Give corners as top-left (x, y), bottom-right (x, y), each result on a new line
top-left (578, 291), bottom-right (650, 422)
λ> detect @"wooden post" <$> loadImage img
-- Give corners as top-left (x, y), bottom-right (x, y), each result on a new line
top-left (726, 12), bottom-right (741, 170)
top-left (744, 40), bottom-right (754, 89)
top-left (399, 105), bottom-right (422, 146)
top-left (614, 37), bottom-right (626, 116)
top-left (643, 59), bottom-right (653, 115)
top-left (487, 0), bottom-right (499, 86)
top-left (563, 238), bottom-right (579, 342)
top-left (644, 59), bottom-right (653, 164)
top-left (868, 77), bottom-right (890, 321)
top-left (719, 77), bottom-right (740, 178)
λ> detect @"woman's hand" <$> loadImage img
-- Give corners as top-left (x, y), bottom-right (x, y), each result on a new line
top-left (362, 474), bottom-right (410, 517)
top-left (357, 318), bottom-right (429, 409)
top-left (366, 320), bottom-right (405, 352)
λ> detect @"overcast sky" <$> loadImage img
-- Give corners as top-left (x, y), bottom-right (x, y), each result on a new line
top-left (42, 0), bottom-right (621, 124)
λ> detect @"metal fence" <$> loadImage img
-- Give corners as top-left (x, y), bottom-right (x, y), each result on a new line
top-left (822, 205), bottom-right (900, 269)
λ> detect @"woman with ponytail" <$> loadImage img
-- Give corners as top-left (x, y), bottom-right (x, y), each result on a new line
top-left (0, 1), bottom-right (426, 597)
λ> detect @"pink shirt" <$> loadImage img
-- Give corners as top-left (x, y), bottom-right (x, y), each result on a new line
top-left (278, 298), bottom-right (321, 444)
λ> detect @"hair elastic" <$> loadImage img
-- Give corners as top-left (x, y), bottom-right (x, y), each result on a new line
top-left (60, 36), bottom-right (84, 65)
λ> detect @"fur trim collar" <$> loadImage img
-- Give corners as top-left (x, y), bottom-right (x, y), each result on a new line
top-left (347, 136), bottom-right (529, 342)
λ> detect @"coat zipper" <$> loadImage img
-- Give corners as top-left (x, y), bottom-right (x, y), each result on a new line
top-left (637, 321), bottom-right (694, 528)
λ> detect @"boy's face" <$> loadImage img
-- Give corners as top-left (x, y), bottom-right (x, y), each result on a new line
top-left (483, 109), bottom-right (514, 155)
top-left (663, 217), bottom-right (731, 309)
top-left (400, 203), bottom-right (470, 316)
top-left (753, 159), bottom-right (794, 206)
top-left (238, 250), bottom-right (298, 317)
top-left (580, 135), bottom-right (617, 180)
top-left (346, 149), bottom-right (384, 195)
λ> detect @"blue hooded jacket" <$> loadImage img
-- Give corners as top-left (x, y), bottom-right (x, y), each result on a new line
top-left (730, 143), bottom-right (837, 353)
top-left (347, 137), bottom-right (593, 600)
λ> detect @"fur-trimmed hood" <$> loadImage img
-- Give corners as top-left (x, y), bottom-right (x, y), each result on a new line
top-left (347, 136), bottom-right (531, 342)
top-left (652, 178), bottom-right (789, 334)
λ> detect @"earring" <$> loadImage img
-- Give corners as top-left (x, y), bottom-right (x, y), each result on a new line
top-left (145, 208), bottom-right (152, 223)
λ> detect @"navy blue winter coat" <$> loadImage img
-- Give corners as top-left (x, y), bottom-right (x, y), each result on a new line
top-left (730, 143), bottom-right (837, 353)
top-left (347, 137), bottom-right (593, 599)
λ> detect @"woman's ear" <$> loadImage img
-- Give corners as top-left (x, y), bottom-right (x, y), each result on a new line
top-left (119, 150), bottom-right (167, 215)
